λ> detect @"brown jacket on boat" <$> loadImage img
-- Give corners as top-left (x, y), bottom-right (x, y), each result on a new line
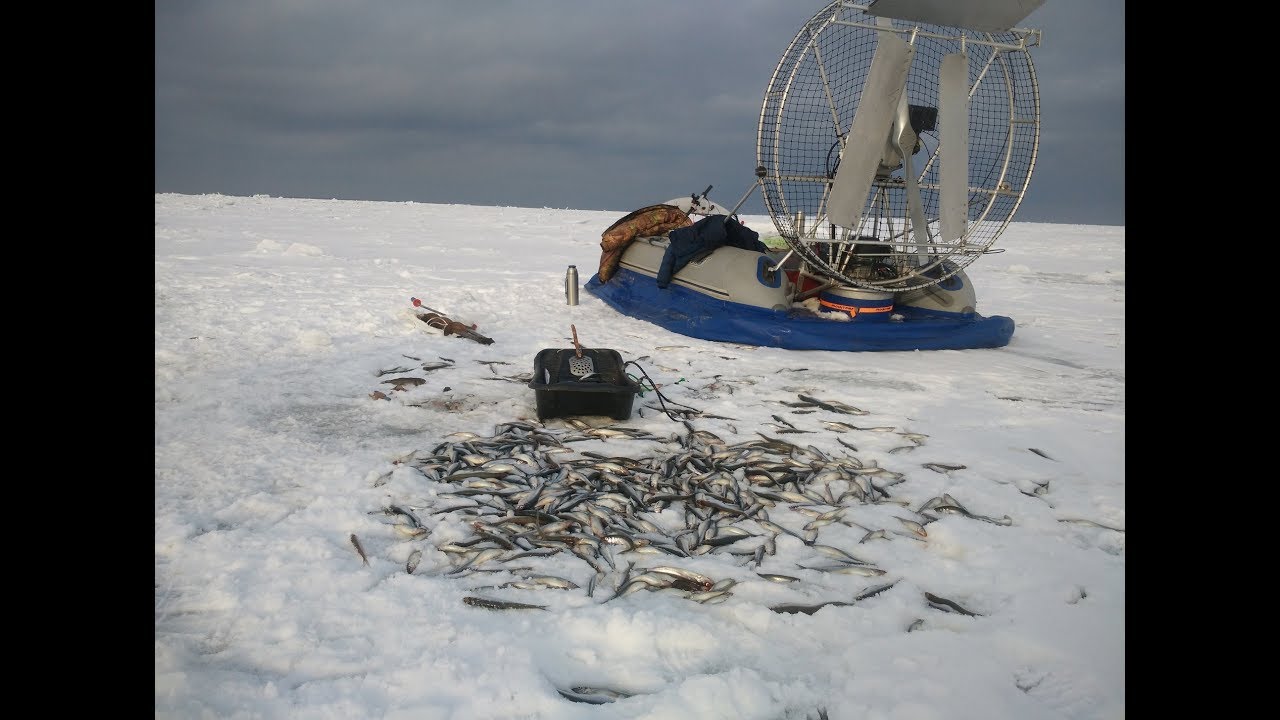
top-left (597, 204), bottom-right (692, 283)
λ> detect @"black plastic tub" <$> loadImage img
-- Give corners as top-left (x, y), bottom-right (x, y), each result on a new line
top-left (527, 348), bottom-right (641, 420)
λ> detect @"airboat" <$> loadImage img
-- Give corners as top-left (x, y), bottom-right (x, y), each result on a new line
top-left (585, 0), bottom-right (1045, 352)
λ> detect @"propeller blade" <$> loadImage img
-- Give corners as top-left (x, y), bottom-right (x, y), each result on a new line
top-left (938, 51), bottom-right (969, 243)
top-left (896, 95), bottom-right (931, 262)
top-left (826, 23), bottom-right (913, 231)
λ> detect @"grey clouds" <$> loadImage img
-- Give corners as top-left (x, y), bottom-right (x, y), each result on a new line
top-left (154, 1), bottom-right (1124, 225)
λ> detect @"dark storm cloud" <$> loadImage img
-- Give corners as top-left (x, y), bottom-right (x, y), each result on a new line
top-left (1018, 0), bottom-right (1124, 224)
top-left (155, 1), bottom-right (1124, 225)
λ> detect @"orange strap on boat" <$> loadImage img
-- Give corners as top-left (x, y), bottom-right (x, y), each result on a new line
top-left (818, 299), bottom-right (893, 315)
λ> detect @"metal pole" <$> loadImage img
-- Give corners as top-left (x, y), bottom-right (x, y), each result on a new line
top-left (726, 165), bottom-right (769, 218)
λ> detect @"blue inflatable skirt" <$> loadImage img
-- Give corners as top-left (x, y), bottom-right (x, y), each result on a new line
top-left (585, 269), bottom-right (1014, 352)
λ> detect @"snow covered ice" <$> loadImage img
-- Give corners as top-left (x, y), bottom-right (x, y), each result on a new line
top-left (155, 193), bottom-right (1124, 720)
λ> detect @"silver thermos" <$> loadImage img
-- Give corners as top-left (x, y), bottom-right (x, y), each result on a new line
top-left (565, 265), bottom-right (579, 305)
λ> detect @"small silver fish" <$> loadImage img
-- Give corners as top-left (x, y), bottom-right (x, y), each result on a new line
top-left (771, 414), bottom-right (798, 430)
top-left (556, 686), bottom-right (634, 704)
top-left (757, 573), bottom-right (802, 583)
top-left (809, 543), bottom-right (871, 565)
top-left (895, 517), bottom-right (928, 538)
top-left (382, 376), bottom-right (426, 388)
top-left (797, 564), bottom-right (886, 577)
top-left (769, 599), bottom-right (853, 615)
top-left (375, 365), bottom-right (415, 376)
top-left (923, 462), bottom-right (967, 473)
top-left (462, 595), bottom-right (547, 611)
top-left (350, 533), bottom-right (369, 566)
top-left (924, 591), bottom-right (983, 617)
top-left (519, 574), bottom-right (581, 590)
top-left (854, 581), bottom-right (898, 601)
top-left (1057, 517), bottom-right (1125, 533)
top-left (857, 529), bottom-right (887, 544)
top-left (687, 589), bottom-right (733, 604)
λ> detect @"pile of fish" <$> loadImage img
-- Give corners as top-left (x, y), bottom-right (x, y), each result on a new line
top-left (365, 404), bottom-right (1004, 618)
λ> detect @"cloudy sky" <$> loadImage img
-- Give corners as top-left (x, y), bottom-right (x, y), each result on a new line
top-left (154, 1), bottom-right (1124, 226)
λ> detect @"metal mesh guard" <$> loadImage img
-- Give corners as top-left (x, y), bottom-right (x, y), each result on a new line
top-left (755, 2), bottom-right (1041, 292)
